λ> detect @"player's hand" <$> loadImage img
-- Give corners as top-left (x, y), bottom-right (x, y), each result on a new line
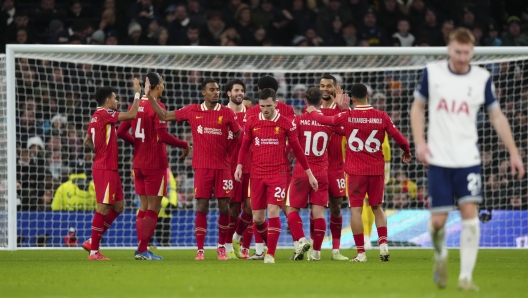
top-left (180, 144), bottom-right (191, 159)
top-left (401, 151), bottom-right (412, 163)
top-left (306, 106), bottom-right (318, 113)
top-left (510, 154), bottom-right (525, 180)
top-left (309, 175), bottom-right (318, 192)
top-left (234, 165), bottom-right (243, 182)
top-left (144, 77), bottom-right (151, 97)
top-left (416, 142), bottom-right (432, 165)
top-left (133, 78), bottom-right (141, 94)
top-left (330, 85), bottom-right (343, 106)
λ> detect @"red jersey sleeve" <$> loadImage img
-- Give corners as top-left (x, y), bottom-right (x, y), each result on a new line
top-left (237, 118), bottom-right (253, 166)
top-left (174, 105), bottom-right (192, 122)
top-left (286, 119), bottom-right (309, 170)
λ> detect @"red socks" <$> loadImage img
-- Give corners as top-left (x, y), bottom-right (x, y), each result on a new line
top-left (255, 221), bottom-right (268, 244)
top-left (218, 213), bottom-right (229, 245)
top-left (225, 215), bottom-right (236, 244)
top-left (242, 224), bottom-right (253, 249)
top-left (330, 215), bottom-right (342, 250)
top-left (286, 212), bottom-right (304, 241)
top-left (195, 211), bottom-right (207, 250)
top-left (138, 210), bottom-right (158, 253)
top-left (378, 226), bottom-right (388, 245)
top-left (135, 210), bottom-right (145, 244)
top-left (235, 211), bottom-right (252, 235)
top-left (90, 212), bottom-right (106, 251)
top-left (266, 217), bottom-right (281, 257)
top-left (313, 218), bottom-right (326, 251)
top-left (353, 234), bottom-right (365, 254)
top-left (103, 208), bottom-right (120, 234)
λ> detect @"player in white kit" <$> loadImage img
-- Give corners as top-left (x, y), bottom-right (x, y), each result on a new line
top-left (410, 28), bottom-right (525, 291)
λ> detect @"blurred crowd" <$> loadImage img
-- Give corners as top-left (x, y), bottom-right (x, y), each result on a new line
top-left (7, 0), bottom-right (528, 212)
top-left (2, 0), bottom-right (528, 51)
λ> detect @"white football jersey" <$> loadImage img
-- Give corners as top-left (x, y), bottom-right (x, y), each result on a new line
top-left (414, 60), bottom-right (498, 168)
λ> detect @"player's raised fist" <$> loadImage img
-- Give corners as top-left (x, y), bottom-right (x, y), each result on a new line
top-left (133, 78), bottom-right (141, 94)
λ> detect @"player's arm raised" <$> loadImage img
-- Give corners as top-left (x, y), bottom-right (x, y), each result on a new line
top-left (145, 77), bottom-right (177, 121)
top-left (488, 107), bottom-right (525, 179)
top-left (118, 78), bottom-right (140, 121)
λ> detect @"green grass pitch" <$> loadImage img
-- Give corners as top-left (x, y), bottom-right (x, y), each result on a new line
top-left (1, 249), bottom-right (527, 297)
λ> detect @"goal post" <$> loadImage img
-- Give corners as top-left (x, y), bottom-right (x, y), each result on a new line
top-left (2, 45), bottom-right (528, 250)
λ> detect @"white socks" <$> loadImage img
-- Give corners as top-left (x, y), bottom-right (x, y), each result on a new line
top-left (459, 217), bottom-right (480, 281)
top-left (225, 243), bottom-right (233, 252)
top-left (428, 220), bottom-right (448, 261)
top-left (293, 241), bottom-right (299, 251)
top-left (332, 249), bottom-right (339, 254)
top-left (233, 232), bottom-right (242, 242)
top-left (255, 243), bottom-right (264, 255)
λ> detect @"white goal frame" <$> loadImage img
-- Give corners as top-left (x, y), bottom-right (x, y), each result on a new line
top-left (4, 44), bottom-right (528, 251)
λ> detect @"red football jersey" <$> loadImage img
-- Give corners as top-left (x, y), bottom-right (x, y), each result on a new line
top-left (175, 102), bottom-right (240, 169)
top-left (321, 102), bottom-right (345, 170)
top-left (246, 101), bottom-right (295, 120)
top-left (241, 112), bottom-right (297, 178)
top-left (229, 105), bottom-right (251, 174)
top-left (311, 105), bottom-right (409, 176)
top-left (129, 98), bottom-right (168, 169)
top-left (87, 108), bottom-right (120, 170)
top-left (292, 113), bottom-right (335, 178)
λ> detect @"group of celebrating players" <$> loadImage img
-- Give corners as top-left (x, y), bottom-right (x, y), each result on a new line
top-left (79, 27), bottom-right (525, 291)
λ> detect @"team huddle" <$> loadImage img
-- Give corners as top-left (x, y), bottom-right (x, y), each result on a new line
top-left (80, 28), bottom-right (525, 291)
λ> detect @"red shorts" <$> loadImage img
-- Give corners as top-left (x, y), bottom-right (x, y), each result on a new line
top-left (134, 168), bottom-right (168, 197)
top-left (194, 168), bottom-right (233, 199)
top-left (328, 169), bottom-right (346, 198)
top-left (92, 169), bottom-right (124, 205)
top-left (286, 175), bottom-right (329, 208)
top-left (249, 176), bottom-right (288, 210)
top-left (346, 174), bottom-right (384, 208)
top-left (232, 173), bottom-right (250, 203)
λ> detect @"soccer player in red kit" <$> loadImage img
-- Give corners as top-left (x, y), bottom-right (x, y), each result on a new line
top-left (223, 79), bottom-right (253, 259)
top-left (235, 88), bottom-right (318, 264)
top-left (307, 84), bottom-right (412, 262)
top-left (82, 83), bottom-right (139, 260)
top-left (317, 74), bottom-right (349, 261)
top-left (287, 87), bottom-right (343, 261)
top-left (244, 76), bottom-right (296, 260)
top-left (146, 78), bottom-right (241, 261)
top-left (117, 72), bottom-right (190, 260)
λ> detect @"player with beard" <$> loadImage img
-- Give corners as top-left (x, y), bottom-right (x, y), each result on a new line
top-left (224, 79), bottom-right (253, 259)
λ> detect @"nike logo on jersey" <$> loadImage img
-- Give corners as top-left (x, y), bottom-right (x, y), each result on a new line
top-left (253, 128), bottom-right (260, 131)
top-left (196, 116), bottom-right (204, 119)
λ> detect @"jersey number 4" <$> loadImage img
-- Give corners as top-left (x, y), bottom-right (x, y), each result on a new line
top-left (348, 129), bottom-right (381, 152)
top-left (135, 118), bottom-right (145, 142)
top-left (303, 131), bottom-right (329, 156)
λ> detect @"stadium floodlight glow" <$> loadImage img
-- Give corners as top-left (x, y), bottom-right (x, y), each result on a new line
top-left (2, 45), bottom-right (527, 251)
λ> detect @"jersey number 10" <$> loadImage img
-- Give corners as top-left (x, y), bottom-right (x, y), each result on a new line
top-left (348, 129), bottom-right (381, 152)
top-left (303, 131), bottom-right (329, 156)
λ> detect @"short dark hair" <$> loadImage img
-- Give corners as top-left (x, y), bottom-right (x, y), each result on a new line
top-left (351, 83), bottom-right (368, 99)
top-left (320, 74), bottom-right (337, 85)
top-left (95, 87), bottom-right (115, 106)
top-left (146, 72), bottom-right (161, 89)
top-left (201, 78), bottom-right (218, 90)
top-left (258, 88), bottom-right (276, 101)
top-left (225, 79), bottom-right (246, 97)
top-left (257, 76), bottom-right (278, 91)
top-left (305, 87), bottom-right (322, 105)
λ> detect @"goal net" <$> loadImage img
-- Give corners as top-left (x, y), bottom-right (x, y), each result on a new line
top-left (2, 46), bottom-right (528, 249)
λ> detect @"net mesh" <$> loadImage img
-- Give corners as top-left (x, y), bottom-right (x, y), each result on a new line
top-left (0, 55), bottom-right (7, 248)
top-left (9, 51), bottom-right (528, 248)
